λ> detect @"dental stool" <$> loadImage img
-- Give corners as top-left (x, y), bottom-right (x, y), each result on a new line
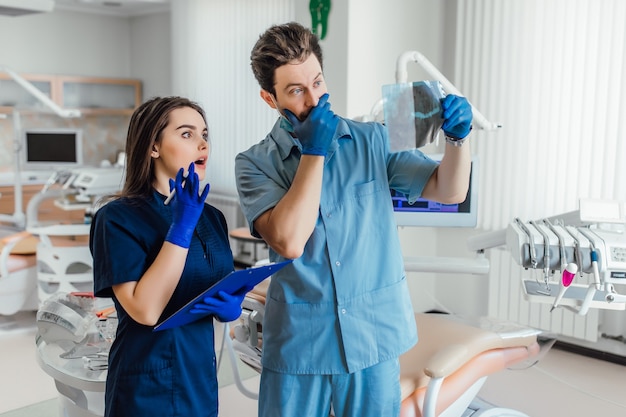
top-left (0, 231), bottom-right (39, 316)
top-left (230, 279), bottom-right (546, 417)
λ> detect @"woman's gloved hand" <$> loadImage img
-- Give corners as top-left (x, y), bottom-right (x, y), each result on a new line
top-left (441, 94), bottom-right (473, 139)
top-left (189, 288), bottom-right (251, 322)
top-left (165, 162), bottom-right (210, 249)
top-left (284, 93), bottom-right (339, 156)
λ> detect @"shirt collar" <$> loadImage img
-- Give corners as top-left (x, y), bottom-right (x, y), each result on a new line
top-left (269, 117), bottom-right (353, 161)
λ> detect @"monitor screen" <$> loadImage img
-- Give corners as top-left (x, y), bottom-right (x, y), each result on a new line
top-left (391, 155), bottom-right (478, 227)
top-left (22, 128), bottom-right (83, 170)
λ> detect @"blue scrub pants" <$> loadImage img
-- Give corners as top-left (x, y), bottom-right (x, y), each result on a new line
top-left (258, 358), bottom-right (401, 417)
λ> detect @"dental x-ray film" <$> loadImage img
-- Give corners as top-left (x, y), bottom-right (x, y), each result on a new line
top-left (382, 80), bottom-right (445, 151)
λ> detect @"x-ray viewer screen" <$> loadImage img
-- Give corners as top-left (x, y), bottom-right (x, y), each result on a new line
top-left (391, 158), bottom-right (477, 227)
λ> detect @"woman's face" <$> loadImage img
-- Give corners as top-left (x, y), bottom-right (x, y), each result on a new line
top-left (151, 106), bottom-right (209, 196)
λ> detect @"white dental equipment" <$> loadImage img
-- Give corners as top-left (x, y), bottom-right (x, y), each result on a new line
top-left (36, 292), bottom-right (112, 417)
top-left (54, 166), bottom-right (125, 209)
top-left (472, 199), bottom-right (626, 316)
top-left (0, 66), bottom-right (81, 229)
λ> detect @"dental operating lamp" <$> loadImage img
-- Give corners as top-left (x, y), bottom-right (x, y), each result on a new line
top-left (0, 66), bottom-right (81, 228)
top-left (394, 51), bottom-right (501, 131)
top-left (367, 51), bottom-right (501, 132)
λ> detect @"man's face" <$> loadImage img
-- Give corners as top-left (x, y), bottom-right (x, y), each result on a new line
top-left (264, 54), bottom-right (328, 121)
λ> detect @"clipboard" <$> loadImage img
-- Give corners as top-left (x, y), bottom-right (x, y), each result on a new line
top-left (153, 260), bottom-right (292, 332)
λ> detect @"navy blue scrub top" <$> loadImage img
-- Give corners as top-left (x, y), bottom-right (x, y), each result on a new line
top-left (90, 191), bottom-right (234, 417)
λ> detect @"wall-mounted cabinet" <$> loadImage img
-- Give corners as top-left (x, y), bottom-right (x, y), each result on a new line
top-left (0, 73), bottom-right (55, 112)
top-left (59, 77), bottom-right (141, 115)
top-left (0, 73), bottom-right (142, 116)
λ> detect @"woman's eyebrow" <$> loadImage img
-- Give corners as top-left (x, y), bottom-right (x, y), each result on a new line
top-left (175, 124), bottom-right (197, 130)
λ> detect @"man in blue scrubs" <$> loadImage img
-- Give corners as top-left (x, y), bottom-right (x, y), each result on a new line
top-left (235, 22), bottom-right (473, 417)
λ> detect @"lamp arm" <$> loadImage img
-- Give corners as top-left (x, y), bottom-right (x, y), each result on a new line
top-left (395, 51), bottom-right (501, 131)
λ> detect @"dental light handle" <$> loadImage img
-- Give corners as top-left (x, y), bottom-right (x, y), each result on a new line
top-left (550, 262), bottom-right (578, 312)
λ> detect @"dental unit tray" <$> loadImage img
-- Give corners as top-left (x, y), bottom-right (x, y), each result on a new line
top-left (154, 260), bottom-right (293, 331)
top-left (505, 200), bottom-right (626, 314)
top-left (522, 281), bottom-right (626, 311)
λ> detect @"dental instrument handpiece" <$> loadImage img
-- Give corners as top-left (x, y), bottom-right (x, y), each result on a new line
top-left (530, 220), bottom-right (551, 284)
top-left (550, 262), bottom-right (578, 312)
top-left (544, 219), bottom-right (568, 271)
top-left (41, 171), bottom-right (60, 193)
top-left (163, 172), bottom-right (188, 206)
top-left (563, 226), bottom-right (584, 278)
top-left (590, 250), bottom-right (601, 290)
top-left (577, 228), bottom-right (602, 290)
top-left (515, 218), bottom-right (537, 269)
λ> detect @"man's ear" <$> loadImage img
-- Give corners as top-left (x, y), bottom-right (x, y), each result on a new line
top-left (260, 90), bottom-right (277, 109)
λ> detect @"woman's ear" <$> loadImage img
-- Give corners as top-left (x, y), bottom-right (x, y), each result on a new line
top-left (151, 144), bottom-right (159, 159)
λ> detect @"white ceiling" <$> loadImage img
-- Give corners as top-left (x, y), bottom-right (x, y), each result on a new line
top-left (54, 0), bottom-right (170, 17)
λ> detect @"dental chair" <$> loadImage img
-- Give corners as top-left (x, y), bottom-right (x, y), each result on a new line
top-left (28, 224), bottom-right (93, 304)
top-left (230, 278), bottom-right (547, 417)
top-left (0, 224), bottom-right (93, 317)
top-left (0, 230), bottom-right (39, 316)
top-left (0, 178), bottom-right (95, 323)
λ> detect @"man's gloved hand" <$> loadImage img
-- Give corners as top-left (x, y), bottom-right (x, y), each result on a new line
top-left (165, 162), bottom-right (210, 249)
top-left (441, 94), bottom-right (473, 139)
top-left (189, 287), bottom-right (252, 322)
top-left (284, 93), bottom-right (340, 156)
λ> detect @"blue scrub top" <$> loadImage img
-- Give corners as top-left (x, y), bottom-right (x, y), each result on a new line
top-left (90, 191), bottom-right (234, 417)
top-left (235, 118), bottom-right (438, 374)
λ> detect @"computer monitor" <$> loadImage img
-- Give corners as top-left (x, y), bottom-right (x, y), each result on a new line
top-left (391, 155), bottom-right (478, 227)
top-left (22, 128), bottom-right (84, 170)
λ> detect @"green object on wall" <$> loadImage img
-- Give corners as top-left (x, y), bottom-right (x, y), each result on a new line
top-left (310, 0), bottom-right (331, 40)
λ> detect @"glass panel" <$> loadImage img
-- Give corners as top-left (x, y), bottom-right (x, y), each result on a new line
top-left (63, 82), bottom-right (136, 109)
top-left (0, 79), bottom-right (52, 109)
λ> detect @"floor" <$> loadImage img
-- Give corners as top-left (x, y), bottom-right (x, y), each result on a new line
top-left (1, 311), bottom-right (626, 417)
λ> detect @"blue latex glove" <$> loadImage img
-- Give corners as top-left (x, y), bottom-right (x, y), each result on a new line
top-left (189, 287), bottom-right (251, 322)
top-left (284, 93), bottom-right (340, 156)
top-left (165, 162), bottom-right (210, 248)
top-left (441, 94), bottom-right (473, 139)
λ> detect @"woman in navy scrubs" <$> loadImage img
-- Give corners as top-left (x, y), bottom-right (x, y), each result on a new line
top-left (90, 96), bottom-right (245, 417)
